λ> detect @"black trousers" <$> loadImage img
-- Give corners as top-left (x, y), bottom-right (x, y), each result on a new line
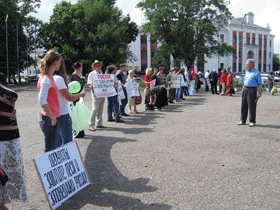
top-left (210, 82), bottom-right (217, 94)
top-left (241, 87), bottom-right (257, 123)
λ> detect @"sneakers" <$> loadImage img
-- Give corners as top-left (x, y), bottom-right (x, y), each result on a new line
top-left (121, 113), bottom-right (130, 116)
top-left (249, 122), bottom-right (255, 127)
top-left (237, 121), bottom-right (245, 125)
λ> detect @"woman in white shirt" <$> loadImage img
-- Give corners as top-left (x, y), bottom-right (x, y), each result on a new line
top-left (53, 59), bottom-right (85, 146)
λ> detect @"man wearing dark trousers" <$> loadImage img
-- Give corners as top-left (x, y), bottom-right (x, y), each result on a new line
top-left (117, 63), bottom-right (129, 116)
top-left (209, 70), bottom-right (218, 94)
top-left (238, 59), bottom-right (262, 127)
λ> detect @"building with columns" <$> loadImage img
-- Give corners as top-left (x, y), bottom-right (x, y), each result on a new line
top-left (206, 12), bottom-right (274, 73)
top-left (127, 12), bottom-right (274, 73)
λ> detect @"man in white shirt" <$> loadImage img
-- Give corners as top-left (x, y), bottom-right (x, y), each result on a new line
top-left (87, 60), bottom-right (107, 131)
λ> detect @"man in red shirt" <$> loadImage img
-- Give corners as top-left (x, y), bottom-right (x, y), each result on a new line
top-left (225, 71), bottom-right (233, 96)
top-left (220, 69), bottom-right (227, 95)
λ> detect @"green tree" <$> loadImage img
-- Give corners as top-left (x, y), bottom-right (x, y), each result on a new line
top-left (39, 0), bottom-right (138, 74)
top-left (137, 0), bottom-right (235, 69)
top-left (273, 53), bottom-right (280, 71)
top-left (0, 0), bottom-right (41, 82)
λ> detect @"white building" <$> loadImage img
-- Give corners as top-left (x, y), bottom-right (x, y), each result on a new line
top-left (127, 12), bottom-right (274, 73)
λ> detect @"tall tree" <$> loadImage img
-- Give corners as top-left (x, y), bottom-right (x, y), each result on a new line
top-left (39, 0), bottom-right (138, 74)
top-left (0, 0), bottom-right (41, 82)
top-left (137, 0), bottom-right (235, 69)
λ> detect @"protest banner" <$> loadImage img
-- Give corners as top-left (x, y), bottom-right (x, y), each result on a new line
top-left (126, 81), bottom-right (140, 99)
top-left (33, 142), bottom-right (90, 209)
top-left (117, 80), bottom-right (126, 100)
top-left (150, 79), bottom-right (156, 88)
top-left (92, 74), bottom-right (117, 98)
top-left (170, 75), bottom-right (181, 88)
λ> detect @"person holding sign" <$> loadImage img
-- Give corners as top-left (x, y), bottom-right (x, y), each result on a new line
top-left (87, 60), bottom-right (107, 131)
top-left (53, 60), bottom-right (86, 144)
top-left (38, 50), bottom-right (61, 152)
top-left (127, 70), bottom-right (139, 114)
top-left (106, 65), bottom-right (124, 123)
top-left (0, 74), bottom-right (28, 210)
top-left (117, 63), bottom-right (129, 116)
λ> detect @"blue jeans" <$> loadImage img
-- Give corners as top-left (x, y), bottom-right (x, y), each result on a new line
top-left (108, 95), bottom-right (121, 121)
top-left (57, 113), bottom-right (73, 146)
top-left (39, 115), bottom-right (59, 152)
top-left (175, 88), bottom-right (181, 101)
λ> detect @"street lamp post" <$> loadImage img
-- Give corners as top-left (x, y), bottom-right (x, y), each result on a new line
top-left (240, 14), bottom-right (247, 72)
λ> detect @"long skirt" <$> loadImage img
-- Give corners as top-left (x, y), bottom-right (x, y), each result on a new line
top-left (155, 88), bottom-right (168, 109)
top-left (0, 138), bottom-right (28, 205)
top-left (189, 83), bottom-right (195, 96)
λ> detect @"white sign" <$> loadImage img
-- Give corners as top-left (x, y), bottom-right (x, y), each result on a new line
top-left (150, 79), bottom-right (156, 88)
top-left (170, 75), bottom-right (181, 88)
top-left (93, 74), bottom-right (117, 98)
top-left (33, 142), bottom-right (90, 209)
top-left (126, 82), bottom-right (140, 99)
top-left (117, 80), bottom-right (126, 100)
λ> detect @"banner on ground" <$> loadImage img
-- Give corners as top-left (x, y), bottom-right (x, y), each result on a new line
top-left (126, 81), bottom-right (140, 99)
top-left (33, 142), bottom-right (90, 210)
top-left (170, 75), bottom-right (181, 88)
top-left (92, 74), bottom-right (117, 98)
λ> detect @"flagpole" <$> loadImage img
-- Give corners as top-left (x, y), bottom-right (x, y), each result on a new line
top-left (6, 15), bottom-right (9, 84)
top-left (17, 21), bottom-right (20, 85)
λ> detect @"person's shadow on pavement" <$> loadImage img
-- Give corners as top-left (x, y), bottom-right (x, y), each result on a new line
top-left (58, 136), bottom-right (171, 210)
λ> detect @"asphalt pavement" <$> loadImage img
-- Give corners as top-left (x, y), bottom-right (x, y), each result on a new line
top-left (6, 84), bottom-right (280, 210)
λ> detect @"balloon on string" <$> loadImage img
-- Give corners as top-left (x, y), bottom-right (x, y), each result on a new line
top-left (70, 102), bottom-right (91, 131)
top-left (68, 81), bottom-right (81, 94)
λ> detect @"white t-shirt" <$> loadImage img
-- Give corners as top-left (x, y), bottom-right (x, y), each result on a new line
top-left (53, 75), bottom-right (70, 115)
top-left (38, 76), bottom-right (52, 106)
top-left (87, 70), bottom-right (103, 86)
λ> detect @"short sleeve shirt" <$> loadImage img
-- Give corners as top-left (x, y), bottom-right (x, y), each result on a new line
top-left (243, 69), bottom-right (262, 87)
top-left (53, 75), bottom-right (69, 115)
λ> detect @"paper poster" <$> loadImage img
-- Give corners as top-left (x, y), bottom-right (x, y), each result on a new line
top-left (92, 74), bottom-right (117, 98)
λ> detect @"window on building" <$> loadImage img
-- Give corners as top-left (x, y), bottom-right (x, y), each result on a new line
top-left (270, 40), bottom-right (272, 47)
top-left (258, 64), bottom-right (262, 71)
top-left (141, 35), bottom-right (147, 44)
top-left (233, 34), bottom-right (237, 44)
top-left (220, 34), bottom-right (224, 43)
top-left (239, 50), bottom-right (242, 58)
top-left (259, 50), bottom-right (262, 58)
top-left (263, 64), bottom-right (266, 71)
top-left (141, 65), bottom-right (147, 72)
top-left (252, 37), bottom-right (255, 45)
top-left (232, 63), bottom-right (236, 72)
top-left (264, 39), bottom-right (267, 47)
top-left (141, 51), bottom-right (147, 58)
top-left (239, 63), bottom-right (242, 72)
top-left (246, 37), bottom-right (250, 45)
top-left (268, 64), bottom-right (271, 71)
top-left (247, 51), bottom-right (254, 59)
top-left (239, 34), bottom-right (242, 44)
top-left (259, 39), bottom-right (262, 46)
top-left (264, 51), bottom-right (266, 59)
top-left (269, 52), bottom-right (271, 59)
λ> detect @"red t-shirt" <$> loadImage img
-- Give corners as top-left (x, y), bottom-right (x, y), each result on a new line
top-left (220, 73), bottom-right (226, 83)
top-left (144, 75), bottom-right (152, 88)
top-left (226, 74), bottom-right (232, 86)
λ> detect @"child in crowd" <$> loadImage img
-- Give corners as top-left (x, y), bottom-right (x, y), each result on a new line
top-left (127, 70), bottom-right (138, 114)
top-left (145, 87), bottom-right (159, 110)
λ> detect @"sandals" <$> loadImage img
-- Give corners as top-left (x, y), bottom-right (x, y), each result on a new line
top-left (89, 127), bottom-right (96, 131)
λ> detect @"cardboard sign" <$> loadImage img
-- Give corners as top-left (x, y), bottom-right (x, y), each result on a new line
top-left (33, 142), bottom-right (90, 209)
top-left (126, 81), bottom-right (140, 99)
top-left (93, 74), bottom-right (117, 98)
top-left (117, 80), bottom-right (126, 100)
top-left (170, 75), bottom-right (181, 88)
top-left (150, 79), bottom-right (156, 88)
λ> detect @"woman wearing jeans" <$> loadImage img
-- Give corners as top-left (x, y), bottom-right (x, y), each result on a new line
top-left (53, 59), bottom-right (86, 145)
top-left (38, 50), bottom-right (61, 152)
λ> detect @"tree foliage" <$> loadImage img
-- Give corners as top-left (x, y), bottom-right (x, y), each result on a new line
top-left (39, 0), bottom-right (138, 74)
top-left (273, 53), bottom-right (280, 71)
top-left (0, 0), bottom-right (42, 80)
top-left (137, 0), bottom-right (235, 69)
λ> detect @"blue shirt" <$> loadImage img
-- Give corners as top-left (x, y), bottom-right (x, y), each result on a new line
top-left (243, 69), bottom-right (262, 87)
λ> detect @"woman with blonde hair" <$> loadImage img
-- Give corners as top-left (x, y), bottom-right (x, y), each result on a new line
top-left (53, 59), bottom-right (86, 145)
top-left (37, 50), bottom-right (61, 152)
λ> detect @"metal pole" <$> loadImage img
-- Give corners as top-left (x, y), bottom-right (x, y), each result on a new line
top-left (26, 26), bottom-right (28, 77)
top-left (6, 18), bottom-right (9, 83)
top-left (17, 22), bottom-right (20, 85)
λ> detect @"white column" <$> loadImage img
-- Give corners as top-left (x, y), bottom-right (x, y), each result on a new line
top-left (147, 33), bottom-right (151, 68)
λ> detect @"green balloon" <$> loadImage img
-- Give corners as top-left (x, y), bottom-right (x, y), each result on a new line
top-left (68, 81), bottom-right (81, 94)
top-left (71, 102), bottom-right (91, 131)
